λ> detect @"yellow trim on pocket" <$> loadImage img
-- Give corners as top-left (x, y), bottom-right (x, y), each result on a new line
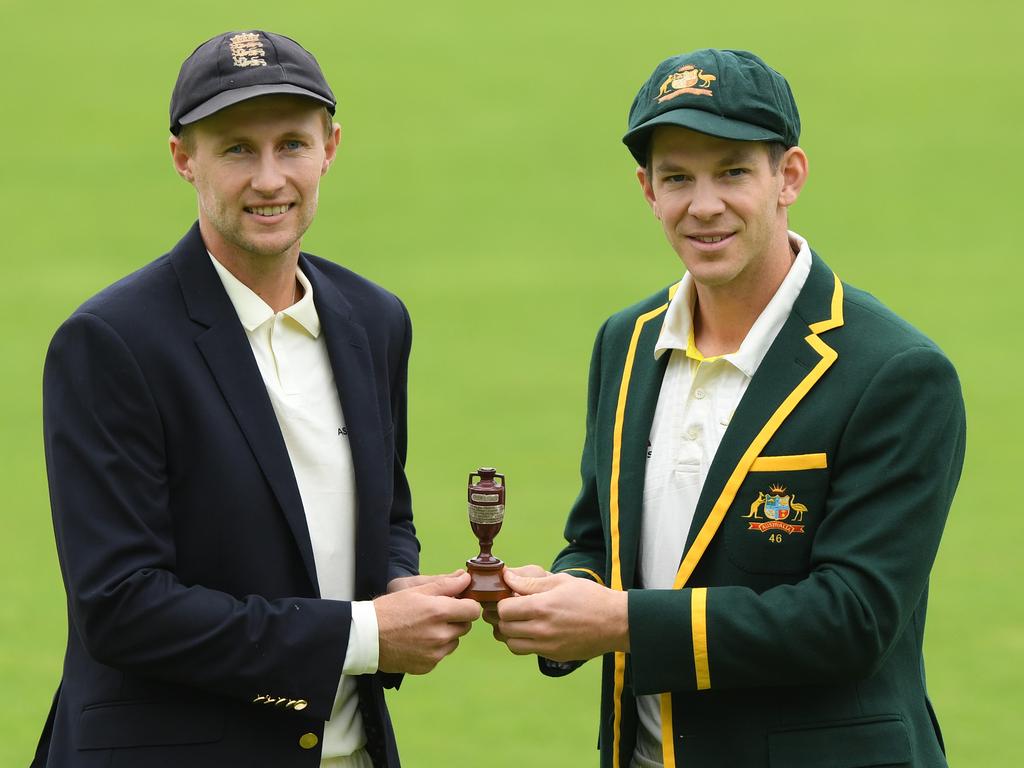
top-left (692, 587), bottom-right (710, 690)
top-left (749, 453), bottom-right (828, 472)
top-left (559, 567), bottom-right (606, 586)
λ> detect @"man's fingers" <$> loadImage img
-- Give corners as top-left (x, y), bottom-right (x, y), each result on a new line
top-left (438, 638), bottom-right (461, 660)
top-left (413, 570), bottom-right (472, 597)
top-left (496, 594), bottom-right (525, 622)
top-left (389, 569), bottom-right (468, 593)
top-left (481, 605), bottom-right (500, 625)
top-left (502, 569), bottom-right (561, 596)
top-left (448, 620), bottom-right (475, 638)
top-left (387, 574), bottom-right (431, 592)
top-left (506, 637), bottom-right (544, 657)
top-left (496, 617), bottom-right (547, 641)
top-left (504, 564), bottom-right (552, 580)
top-left (443, 596), bottom-right (483, 623)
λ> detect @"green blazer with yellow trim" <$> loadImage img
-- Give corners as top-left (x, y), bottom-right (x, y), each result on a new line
top-left (549, 253), bottom-right (965, 768)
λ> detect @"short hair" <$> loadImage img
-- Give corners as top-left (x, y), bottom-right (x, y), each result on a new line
top-left (176, 105), bottom-right (334, 154)
top-left (765, 141), bottom-right (786, 173)
top-left (644, 139), bottom-right (789, 177)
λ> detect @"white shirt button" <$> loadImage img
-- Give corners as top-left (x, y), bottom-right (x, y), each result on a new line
top-left (686, 427), bottom-right (699, 440)
top-left (694, 389), bottom-right (707, 400)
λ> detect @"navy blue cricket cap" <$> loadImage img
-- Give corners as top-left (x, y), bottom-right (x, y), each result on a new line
top-left (622, 49), bottom-right (800, 165)
top-left (169, 30), bottom-right (336, 135)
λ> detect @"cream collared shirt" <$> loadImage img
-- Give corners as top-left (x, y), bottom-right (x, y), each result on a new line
top-left (210, 256), bottom-right (378, 764)
top-left (633, 232), bottom-right (813, 766)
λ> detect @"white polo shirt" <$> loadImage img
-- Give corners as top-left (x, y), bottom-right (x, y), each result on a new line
top-left (633, 232), bottom-right (812, 765)
top-left (210, 256), bottom-right (378, 766)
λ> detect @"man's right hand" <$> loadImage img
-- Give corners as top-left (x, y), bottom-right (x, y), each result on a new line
top-left (374, 570), bottom-right (480, 674)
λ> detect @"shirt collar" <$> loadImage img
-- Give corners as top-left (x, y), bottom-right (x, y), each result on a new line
top-left (208, 253), bottom-right (321, 338)
top-left (654, 231), bottom-right (813, 377)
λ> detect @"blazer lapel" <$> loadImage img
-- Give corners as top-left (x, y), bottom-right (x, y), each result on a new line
top-left (672, 253), bottom-right (845, 588)
top-left (607, 286), bottom-right (678, 592)
top-left (616, 321), bottom-right (670, 590)
top-left (302, 258), bottom-right (388, 600)
top-left (170, 224), bottom-right (321, 593)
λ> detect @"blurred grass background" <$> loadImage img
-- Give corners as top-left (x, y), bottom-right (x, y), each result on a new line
top-left (3, 0), bottom-right (1022, 765)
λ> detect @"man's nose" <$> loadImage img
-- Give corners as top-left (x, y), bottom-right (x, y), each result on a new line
top-left (688, 180), bottom-right (726, 219)
top-left (251, 153), bottom-right (286, 194)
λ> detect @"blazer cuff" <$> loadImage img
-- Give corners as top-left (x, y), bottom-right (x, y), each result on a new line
top-left (628, 587), bottom-right (709, 694)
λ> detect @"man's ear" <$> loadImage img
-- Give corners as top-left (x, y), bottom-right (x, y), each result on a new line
top-left (322, 122), bottom-right (342, 176)
top-left (778, 146), bottom-right (808, 207)
top-left (636, 166), bottom-right (660, 219)
top-left (169, 135), bottom-right (195, 184)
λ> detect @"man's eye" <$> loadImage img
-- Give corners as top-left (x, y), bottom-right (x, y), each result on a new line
top-left (225, 145), bottom-right (245, 155)
top-left (284, 140), bottom-right (304, 151)
top-left (664, 174), bottom-right (689, 184)
top-left (725, 168), bottom-right (748, 177)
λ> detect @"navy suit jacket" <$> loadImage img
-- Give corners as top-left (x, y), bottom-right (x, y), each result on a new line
top-left (33, 223), bottom-right (420, 767)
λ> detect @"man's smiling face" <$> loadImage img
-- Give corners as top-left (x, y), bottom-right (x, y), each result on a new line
top-left (638, 126), bottom-right (796, 293)
top-left (173, 94), bottom-right (338, 265)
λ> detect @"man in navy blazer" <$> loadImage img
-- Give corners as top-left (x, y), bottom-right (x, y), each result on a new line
top-left (33, 31), bottom-right (480, 768)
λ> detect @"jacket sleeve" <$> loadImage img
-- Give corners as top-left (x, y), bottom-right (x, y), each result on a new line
top-left (552, 320), bottom-right (611, 586)
top-left (377, 296), bottom-right (419, 691)
top-left (385, 296), bottom-right (419, 585)
top-left (627, 345), bottom-right (966, 694)
top-left (541, 322), bottom-right (612, 679)
top-left (44, 311), bottom-right (352, 722)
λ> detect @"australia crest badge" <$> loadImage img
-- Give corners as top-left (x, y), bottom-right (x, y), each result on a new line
top-left (743, 484), bottom-right (807, 541)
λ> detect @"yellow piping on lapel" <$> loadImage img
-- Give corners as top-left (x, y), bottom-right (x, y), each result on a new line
top-left (609, 296), bottom-right (671, 768)
top-left (809, 273), bottom-right (844, 334)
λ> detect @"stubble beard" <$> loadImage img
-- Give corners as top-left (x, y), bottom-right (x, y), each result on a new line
top-left (202, 192), bottom-right (319, 262)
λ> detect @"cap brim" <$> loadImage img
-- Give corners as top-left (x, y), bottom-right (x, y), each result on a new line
top-left (177, 83), bottom-right (335, 129)
top-left (622, 109), bottom-right (785, 165)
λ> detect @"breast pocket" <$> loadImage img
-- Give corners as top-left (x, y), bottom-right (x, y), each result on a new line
top-left (724, 454), bottom-right (829, 575)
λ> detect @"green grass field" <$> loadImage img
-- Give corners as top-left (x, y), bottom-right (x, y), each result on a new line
top-left (3, 1), bottom-right (1022, 765)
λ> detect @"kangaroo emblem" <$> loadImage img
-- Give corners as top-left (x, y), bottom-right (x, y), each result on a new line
top-left (743, 492), bottom-right (765, 519)
top-left (656, 64), bottom-right (716, 102)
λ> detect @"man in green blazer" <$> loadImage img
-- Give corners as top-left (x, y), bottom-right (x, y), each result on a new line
top-left (490, 49), bottom-right (965, 768)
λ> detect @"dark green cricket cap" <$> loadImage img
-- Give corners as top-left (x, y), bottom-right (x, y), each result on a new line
top-left (622, 49), bottom-right (800, 165)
